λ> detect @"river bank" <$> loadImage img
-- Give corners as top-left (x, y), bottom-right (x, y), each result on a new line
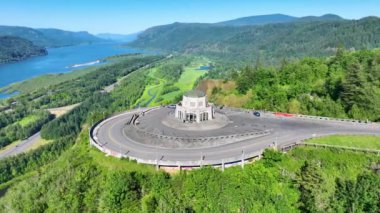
top-left (0, 42), bottom-right (144, 99)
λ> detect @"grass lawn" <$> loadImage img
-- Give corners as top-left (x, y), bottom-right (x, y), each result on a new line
top-left (134, 68), bottom-right (166, 107)
top-left (306, 135), bottom-right (380, 150)
top-left (134, 57), bottom-right (208, 107)
top-left (18, 114), bottom-right (39, 126)
top-left (157, 60), bottom-right (208, 104)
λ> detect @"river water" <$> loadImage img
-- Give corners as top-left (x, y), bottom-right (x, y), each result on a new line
top-left (0, 42), bottom-right (142, 98)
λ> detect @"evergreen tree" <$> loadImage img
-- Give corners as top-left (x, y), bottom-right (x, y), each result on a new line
top-left (297, 161), bottom-right (326, 212)
top-left (340, 61), bottom-right (368, 110)
top-left (236, 66), bottom-right (255, 94)
top-left (331, 173), bottom-right (380, 212)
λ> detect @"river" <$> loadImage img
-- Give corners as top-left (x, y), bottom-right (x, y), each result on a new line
top-left (0, 42), bottom-right (142, 98)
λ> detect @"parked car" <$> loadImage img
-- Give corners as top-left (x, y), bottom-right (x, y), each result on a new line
top-left (253, 111), bottom-right (261, 117)
top-left (167, 104), bottom-right (176, 109)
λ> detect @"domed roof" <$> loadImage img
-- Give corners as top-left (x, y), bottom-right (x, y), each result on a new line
top-left (184, 90), bottom-right (205, 98)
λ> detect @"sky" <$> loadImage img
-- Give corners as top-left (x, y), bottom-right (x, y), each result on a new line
top-left (1, 0), bottom-right (379, 34)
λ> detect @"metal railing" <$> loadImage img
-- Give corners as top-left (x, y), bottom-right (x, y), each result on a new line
top-left (90, 106), bottom-right (380, 168)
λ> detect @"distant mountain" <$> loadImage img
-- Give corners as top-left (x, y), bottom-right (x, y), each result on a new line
top-left (216, 14), bottom-right (297, 26)
top-left (0, 36), bottom-right (47, 64)
top-left (37, 28), bottom-right (104, 47)
top-left (132, 22), bottom-right (246, 51)
top-left (215, 14), bottom-right (344, 26)
top-left (0, 26), bottom-right (104, 48)
top-left (96, 32), bottom-right (140, 43)
top-left (297, 14), bottom-right (344, 22)
top-left (129, 16), bottom-right (380, 64)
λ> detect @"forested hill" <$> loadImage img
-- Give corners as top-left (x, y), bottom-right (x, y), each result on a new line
top-left (214, 14), bottom-right (343, 26)
top-left (0, 36), bottom-right (47, 64)
top-left (215, 14), bottom-right (298, 26)
top-left (0, 26), bottom-right (104, 48)
top-left (129, 16), bottom-right (380, 64)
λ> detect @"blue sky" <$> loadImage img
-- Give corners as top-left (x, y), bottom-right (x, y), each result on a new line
top-left (1, 0), bottom-right (379, 34)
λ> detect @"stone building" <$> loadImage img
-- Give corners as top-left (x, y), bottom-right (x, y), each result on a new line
top-left (175, 90), bottom-right (214, 123)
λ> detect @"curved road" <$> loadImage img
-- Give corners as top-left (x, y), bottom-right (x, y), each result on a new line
top-left (92, 107), bottom-right (380, 166)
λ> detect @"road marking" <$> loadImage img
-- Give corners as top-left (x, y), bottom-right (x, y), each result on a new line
top-left (94, 107), bottom-right (380, 165)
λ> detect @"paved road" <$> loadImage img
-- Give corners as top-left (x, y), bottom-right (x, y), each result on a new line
top-left (93, 107), bottom-right (380, 166)
top-left (0, 132), bottom-right (41, 159)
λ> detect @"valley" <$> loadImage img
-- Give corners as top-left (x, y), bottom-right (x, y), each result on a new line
top-left (0, 3), bottom-right (379, 212)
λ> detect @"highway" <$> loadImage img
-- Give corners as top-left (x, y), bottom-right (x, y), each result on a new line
top-left (92, 107), bottom-right (380, 166)
top-left (0, 132), bottom-right (41, 159)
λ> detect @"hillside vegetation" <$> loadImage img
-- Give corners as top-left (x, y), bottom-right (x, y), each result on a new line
top-left (135, 56), bottom-right (208, 107)
top-left (215, 14), bottom-right (343, 26)
top-left (0, 54), bottom-right (163, 183)
top-left (307, 135), bottom-right (380, 150)
top-left (130, 17), bottom-right (380, 64)
top-left (0, 53), bottom-right (379, 212)
top-left (0, 135), bottom-right (379, 212)
top-left (0, 36), bottom-right (47, 64)
top-left (0, 26), bottom-right (104, 48)
top-left (208, 49), bottom-right (380, 121)
top-left (0, 54), bottom-right (162, 151)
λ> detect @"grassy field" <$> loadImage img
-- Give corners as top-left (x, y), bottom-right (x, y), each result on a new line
top-left (278, 146), bottom-right (380, 205)
top-left (307, 135), bottom-right (380, 150)
top-left (157, 59), bottom-right (208, 103)
top-left (134, 57), bottom-right (208, 107)
top-left (18, 114), bottom-right (39, 126)
top-left (1, 66), bottom-right (99, 94)
top-left (134, 68), bottom-right (166, 107)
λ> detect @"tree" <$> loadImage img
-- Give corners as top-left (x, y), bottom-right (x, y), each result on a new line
top-left (101, 171), bottom-right (142, 212)
top-left (236, 66), bottom-right (255, 94)
top-left (297, 161), bottom-right (326, 212)
top-left (287, 99), bottom-right (301, 114)
top-left (262, 149), bottom-right (283, 167)
top-left (331, 173), bottom-right (380, 212)
top-left (142, 193), bottom-right (158, 213)
top-left (340, 61), bottom-right (368, 110)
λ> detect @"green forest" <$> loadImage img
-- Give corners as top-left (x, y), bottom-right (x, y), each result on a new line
top-left (1, 135), bottom-right (379, 212)
top-left (0, 36), bottom-right (47, 64)
top-left (0, 26), bottom-right (104, 48)
top-left (0, 48), bottom-right (379, 212)
top-left (208, 49), bottom-right (380, 121)
top-left (129, 17), bottom-right (380, 65)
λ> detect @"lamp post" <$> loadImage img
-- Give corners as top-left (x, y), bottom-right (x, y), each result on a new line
top-left (200, 151), bottom-right (204, 167)
top-left (241, 150), bottom-right (245, 169)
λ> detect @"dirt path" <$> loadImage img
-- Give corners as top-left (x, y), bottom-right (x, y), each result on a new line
top-left (47, 103), bottom-right (81, 117)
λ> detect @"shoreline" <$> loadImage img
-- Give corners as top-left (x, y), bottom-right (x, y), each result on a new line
top-left (65, 59), bottom-right (103, 68)
top-left (0, 42), bottom-right (144, 98)
top-left (0, 52), bottom-right (148, 99)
